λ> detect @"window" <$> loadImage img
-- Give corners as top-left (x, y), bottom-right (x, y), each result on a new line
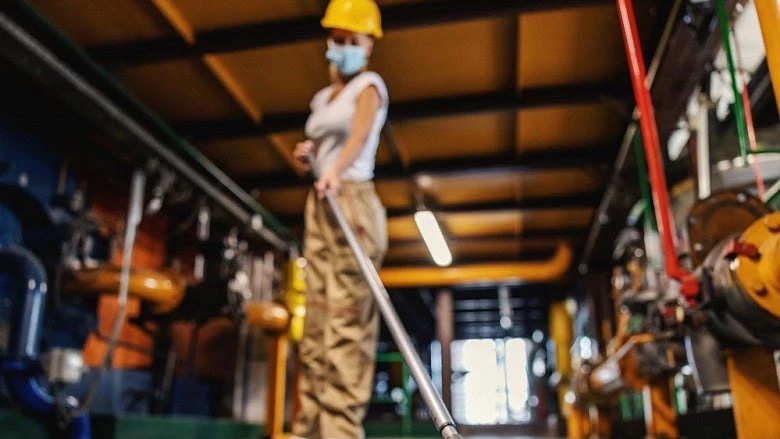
top-left (451, 338), bottom-right (532, 425)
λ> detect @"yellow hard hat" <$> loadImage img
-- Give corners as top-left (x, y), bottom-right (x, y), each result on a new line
top-left (321, 0), bottom-right (383, 39)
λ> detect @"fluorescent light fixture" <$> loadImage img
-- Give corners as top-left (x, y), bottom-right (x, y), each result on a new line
top-left (414, 210), bottom-right (452, 267)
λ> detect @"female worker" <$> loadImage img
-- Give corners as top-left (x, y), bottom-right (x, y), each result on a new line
top-left (291, 0), bottom-right (388, 438)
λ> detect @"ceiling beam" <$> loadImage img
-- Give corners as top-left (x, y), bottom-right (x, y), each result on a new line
top-left (392, 193), bottom-right (599, 217)
top-left (243, 147), bottom-right (615, 189)
top-left (90, 0), bottom-right (612, 67)
top-left (277, 193), bottom-right (598, 225)
top-left (146, 0), bottom-right (303, 176)
top-left (389, 229), bottom-right (589, 248)
top-left (179, 81), bottom-right (627, 143)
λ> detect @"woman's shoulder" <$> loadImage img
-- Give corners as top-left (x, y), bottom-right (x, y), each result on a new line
top-left (350, 71), bottom-right (389, 104)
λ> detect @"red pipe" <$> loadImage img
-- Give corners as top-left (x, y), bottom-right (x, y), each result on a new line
top-left (616, 0), bottom-right (698, 300)
top-left (741, 85), bottom-right (765, 197)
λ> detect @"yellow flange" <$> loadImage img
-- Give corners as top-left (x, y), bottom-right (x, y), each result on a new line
top-left (245, 301), bottom-right (290, 332)
top-left (732, 212), bottom-right (780, 318)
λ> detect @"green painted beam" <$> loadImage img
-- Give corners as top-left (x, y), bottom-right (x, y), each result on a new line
top-left (0, 410), bottom-right (440, 438)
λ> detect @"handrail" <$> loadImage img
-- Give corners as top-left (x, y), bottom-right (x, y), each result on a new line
top-left (1, 1), bottom-right (296, 250)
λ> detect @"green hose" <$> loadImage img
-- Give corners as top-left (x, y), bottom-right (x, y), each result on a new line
top-left (715, 0), bottom-right (750, 162)
top-left (633, 128), bottom-right (657, 234)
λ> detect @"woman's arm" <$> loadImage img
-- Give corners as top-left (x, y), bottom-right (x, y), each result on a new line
top-left (315, 85), bottom-right (381, 198)
top-left (331, 85), bottom-right (381, 174)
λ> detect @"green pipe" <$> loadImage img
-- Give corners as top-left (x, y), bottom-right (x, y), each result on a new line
top-left (715, 0), bottom-right (750, 162)
top-left (632, 129), bottom-right (657, 234)
top-left (748, 146), bottom-right (780, 155)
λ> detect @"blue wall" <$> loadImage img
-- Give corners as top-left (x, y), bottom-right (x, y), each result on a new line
top-left (0, 118), bottom-right (77, 353)
top-left (0, 118), bottom-right (75, 246)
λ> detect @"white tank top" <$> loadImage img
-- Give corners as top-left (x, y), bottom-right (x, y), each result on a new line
top-left (304, 71), bottom-right (389, 181)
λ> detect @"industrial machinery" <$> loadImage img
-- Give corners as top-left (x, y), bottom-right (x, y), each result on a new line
top-left (564, 1), bottom-right (780, 438)
top-left (0, 9), bottom-right (302, 433)
top-left (0, 160), bottom-right (298, 438)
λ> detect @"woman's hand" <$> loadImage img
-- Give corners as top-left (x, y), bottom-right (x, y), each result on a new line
top-left (293, 140), bottom-right (315, 173)
top-left (315, 167), bottom-right (341, 199)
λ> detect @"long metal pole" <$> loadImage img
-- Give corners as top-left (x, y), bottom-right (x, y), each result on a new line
top-left (307, 156), bottom-right (462, 439)
top-left (696, 93), bottom-right (711, 200)
top-left (579, 0), bottom-right (681, 271)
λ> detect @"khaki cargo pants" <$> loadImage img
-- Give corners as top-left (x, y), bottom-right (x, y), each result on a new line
top-left (292, 181), bottom-right (388, 439)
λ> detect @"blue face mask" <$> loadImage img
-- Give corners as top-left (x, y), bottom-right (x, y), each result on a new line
top-left (326, 41), bottom-right (367, 76)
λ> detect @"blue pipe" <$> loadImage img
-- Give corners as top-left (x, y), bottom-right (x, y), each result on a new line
top-left (1, 246), bottom-right (48, 359)
top-left (0, 246), bottom-right (91, 439)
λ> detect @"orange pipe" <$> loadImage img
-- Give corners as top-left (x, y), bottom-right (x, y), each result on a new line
top-left (244, 301), bottom-right (290, 332)
top-left (62, 266), bottom-right (186, 314)
top-left (379, 245), bottom-right (571, 288)
top-left (265, 334), bottom-right (289, 438)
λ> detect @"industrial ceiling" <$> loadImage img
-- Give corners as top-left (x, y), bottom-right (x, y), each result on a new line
top-left (26, 0), bottom-right (668, 269)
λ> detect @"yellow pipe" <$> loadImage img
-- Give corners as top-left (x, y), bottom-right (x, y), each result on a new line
top-left (62, 266), bottom-right (186, 314)
top-left (549, 300), bottom-right (573, 422)
top-left (245, 301), bottom-right (290, 332)
top-left (266, 334), bottom-right (289, 438)
top-left (756, 0), bottom-right (780, 116)
top-left (379, 245), bottom-right (572, 288)
top-left (550, 301), bottom-right (573, 377)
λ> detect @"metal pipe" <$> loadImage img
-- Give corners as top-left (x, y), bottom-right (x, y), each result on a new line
top-left (62, 267), bottom-right (186, 314)
top-left (633, 130), bottom-right (657, 232)
top-left (306, 156), bottom-right (462, 439)
top-left (732, 27), bottom-right (766, 197)
top-left (579, 0), bottom-right (682, 271)
top-left (380, 245), bottom-right (572, 288)
top-left (696, 93), bottom-right (712, 200)
top-left (616, 0), bottom-right (694, 295)
top-left (0, 9), bottom-right (291, 250)
top-left (580, 124), bottom-right (637, 273)
top-left (4, 367), bottom-right (91, 438)
top-left (63, 170), bottom-right (145, 419)
top-left (0, 246), bottom-right (48, 359)
top-left (0, 247), bottom-right (90, 438)
top-left (715, 0), bottom-right (750, 162)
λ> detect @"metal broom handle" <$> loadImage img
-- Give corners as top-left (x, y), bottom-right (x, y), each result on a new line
top-left (306, 154), bottom-right (462, 439)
